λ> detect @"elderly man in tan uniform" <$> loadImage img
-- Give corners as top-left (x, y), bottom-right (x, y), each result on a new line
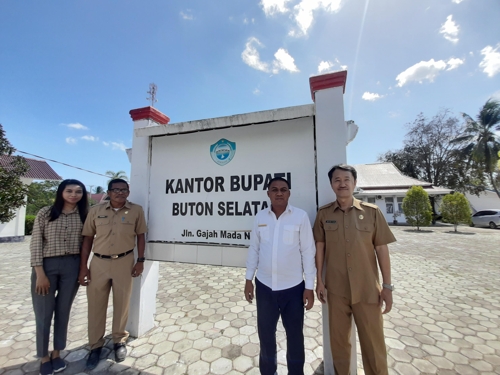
top-left (79, 179), bottom-right (147, 370)
top-left (313, 164), bottom-right (396, 375)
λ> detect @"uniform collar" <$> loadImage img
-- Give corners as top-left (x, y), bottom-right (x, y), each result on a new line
top-left (105, 200), bottom-right (131, 210)
top-left (267, 203), bottom-right (294, 215)
top-left (332, 197), bottom-right (363, 211)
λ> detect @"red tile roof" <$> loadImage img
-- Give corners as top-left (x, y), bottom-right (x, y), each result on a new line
top-left (0, 155), bottom-right (61, 180)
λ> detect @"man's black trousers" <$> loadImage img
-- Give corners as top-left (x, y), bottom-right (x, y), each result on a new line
top-left (256, 278), bottom-right (305, 375)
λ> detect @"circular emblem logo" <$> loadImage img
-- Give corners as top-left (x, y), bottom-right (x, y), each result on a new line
top-left (210, 138), bottom-right (236, 166)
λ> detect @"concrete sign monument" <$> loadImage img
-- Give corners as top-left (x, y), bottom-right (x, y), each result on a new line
top-left (126, 71), bottom-right (359, 374)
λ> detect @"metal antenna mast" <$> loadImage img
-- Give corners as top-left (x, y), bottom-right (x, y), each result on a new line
top-left (146, 83), bottom-right (158, 107)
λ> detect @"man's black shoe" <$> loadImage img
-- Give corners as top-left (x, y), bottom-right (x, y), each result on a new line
top-left (86, 347), bottom-right (102, 371)
top-left (114, 343), bottom-right (127, 363)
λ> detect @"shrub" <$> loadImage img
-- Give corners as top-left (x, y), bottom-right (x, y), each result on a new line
top-left (440, 193), bottom-right (472, 232)
top-left (25, 215), bottom-right (36, 235)
top-left (402, 186), bottom-right (433, 230)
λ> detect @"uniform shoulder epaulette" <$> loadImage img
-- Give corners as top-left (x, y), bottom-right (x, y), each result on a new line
top-left (318, 202), bottom-right (334, 210)
top-left (360, 201), bottom-right (378, 209)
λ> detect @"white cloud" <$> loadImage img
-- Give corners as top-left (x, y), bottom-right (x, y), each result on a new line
top-left (111, 142), bottom-right (127, 151)
top-left (318, 60), bottom-right (333, 73)
top-left (180, 10), bottom-right (193, 20)
top-left (66, 123), bottom-right (88, 130)
top-left (389, 111), bottom-right (400, 118)
top-left (241, 37), bottom-right (270, 72)
top-left (396, 58), bottom-right (465, 87)
top-left (102, 141), bottom-right (126, 151)
top-left (317, 58), bottom-right (346, 74)
top-left (261, 0), bottom-right (343, 36)
top-left (440, 15), bottom-right (459, 43)
top-left (242, 38), bottom-right (299, 74)
top-left (451, 0), bottom-right (464, 3)
top-left (66, 137), bottom-right (77, 144)
top-left (253, 88), bottom-right (261, 95)
top-left (81, 135), bottom-right (99, 142)
top-left (293, 0), bottom-right (343, 36)
top-left (362, 92), bottom-right (384, 101)
top-left (447, 57), bottom-right (464, 70)
top-left (272, 48), bottom-right (299, 73)
top-left (479, 44), bottom-right (500, 77)
top-left (260, 0), bottom-right (291, 16)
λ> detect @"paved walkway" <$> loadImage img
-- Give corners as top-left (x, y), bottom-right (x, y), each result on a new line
top-left (1, 226), bottom-right (499, 375)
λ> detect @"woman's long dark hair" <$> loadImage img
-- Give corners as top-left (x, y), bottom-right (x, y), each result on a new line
top-left (49, 179), bottom-right (89, 223)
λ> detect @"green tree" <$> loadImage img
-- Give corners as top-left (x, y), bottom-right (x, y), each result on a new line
top-left (454, 99), bottom-right (500, 198)
top-left (379, 110), bottom-right (486, 195)
top-left (26, 181), bottom-right (59, 215)
top-left (440, 193), bottom-right (472, 232)
top-left (0, 124), bottom-right (29, 223)
top-left (105, 170), bottom-right (128, 184)
top-left (402, 186), bottom-right (433, 230)
top-left (95, 186), bottom-right (104, 194)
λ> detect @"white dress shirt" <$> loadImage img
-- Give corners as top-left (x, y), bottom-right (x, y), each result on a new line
top-left (245, 204), bottom-right (317, 291)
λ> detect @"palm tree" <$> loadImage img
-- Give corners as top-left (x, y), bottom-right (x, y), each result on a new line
top-left (105, 170), bottom-right (129, 184)
top-left (454, 99), bottom-right (500, 198)
top-left (95, 186), bottom-right (104, 194)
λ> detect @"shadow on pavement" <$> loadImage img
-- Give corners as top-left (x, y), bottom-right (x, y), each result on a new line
top-left (0, 337), bottom-right (159, 375)
top-left (402, 229), bottom-right (434, 233)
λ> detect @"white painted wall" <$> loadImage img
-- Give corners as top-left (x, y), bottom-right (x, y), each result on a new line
top-left (314, 85), bottom-right (357, 375)
top-left (148, 117), bottom-right (317, 249)
top-left (466, 190), bottom-right (500, 212)
top-left (126, 118), bottom-right (159, 337)
top-left (0, 178), bottom-right (32, 240)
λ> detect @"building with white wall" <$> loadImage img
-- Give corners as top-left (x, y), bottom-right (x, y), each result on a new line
top-left (0, 156), bottom-right (61, 242)
top-left (354, 163), bottom-right (452, 224)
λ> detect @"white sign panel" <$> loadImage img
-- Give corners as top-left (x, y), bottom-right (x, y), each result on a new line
top-left (148, 117), bottom-right (316, 246)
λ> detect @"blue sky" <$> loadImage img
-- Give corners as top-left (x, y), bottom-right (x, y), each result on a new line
top-left (1, 0), bottom-right (499, 191)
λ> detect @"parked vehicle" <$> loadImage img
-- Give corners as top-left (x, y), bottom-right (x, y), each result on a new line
top-left (471, 209), bottom-right (500, 229)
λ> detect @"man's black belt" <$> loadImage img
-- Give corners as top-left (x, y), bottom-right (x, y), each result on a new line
top-left (93, 249), bottom-right (134, 259)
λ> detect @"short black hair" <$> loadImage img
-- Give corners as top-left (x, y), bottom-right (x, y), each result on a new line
top-left (108, 179), bottom-right (129, 191)
top-left (267, 177), bottom-right (290, 190)
top-left (328, 164), bottom-right (357, 181)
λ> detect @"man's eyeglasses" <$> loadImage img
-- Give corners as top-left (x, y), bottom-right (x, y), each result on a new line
top-left (109, 188), bottom-right (129, 194)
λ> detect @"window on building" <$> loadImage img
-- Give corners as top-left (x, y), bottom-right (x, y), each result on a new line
top-left (367, 197), bottom-right (376, 204)
top-left (397, 197), bottom-right (403, 213)
top-left (385, 197), bottom-right (394, 214)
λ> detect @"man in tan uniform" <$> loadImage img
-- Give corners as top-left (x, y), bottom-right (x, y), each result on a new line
top-left (79, 179), bottom-right (147, 370)
top-left (313, 164), bottom-right (396, 375)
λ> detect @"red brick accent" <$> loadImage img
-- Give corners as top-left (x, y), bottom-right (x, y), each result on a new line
top-left (129, 106), bottom-right (170, 125)
top-left (309, 70), bottom-right (348, 101)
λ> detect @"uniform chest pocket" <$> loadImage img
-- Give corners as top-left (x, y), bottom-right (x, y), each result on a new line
top-left (324, 223), bottom-right (339, 242)
top-left (283, 225), bottom-right (299, 245)
top-left (96, 219), bottom-right (110, 226)
top-left (258, 227), bottom-right (269, 242)
top-left (121, 220), bottom-right (134, 225)
top-left (355, 222), bottom-right (373, 242)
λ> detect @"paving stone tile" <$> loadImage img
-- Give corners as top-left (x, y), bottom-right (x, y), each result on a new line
top-left (2, 229), bottom-right (500, 375)
top-left (157, 351), bottom-right (180, 368)
top-left (201, 347), bottom-right (222, 362)
top-left (411, 358), bottom-right (438, 374)
top-left (163, 362), bottom-right (188, 375)
top-left (211, 357), bottom-right (233, 374)
top-left (187, 360), bottom-right (210, 375)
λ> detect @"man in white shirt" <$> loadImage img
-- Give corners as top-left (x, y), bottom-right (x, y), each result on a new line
top-left (244, 177), bottom-right (316, 375)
